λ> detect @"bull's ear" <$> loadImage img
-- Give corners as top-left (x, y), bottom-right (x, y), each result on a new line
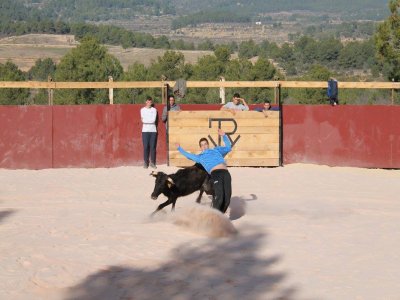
top-left (150, 171), bottom-right (158, 177)
top-left (167, 177), bottom-right (175, 188)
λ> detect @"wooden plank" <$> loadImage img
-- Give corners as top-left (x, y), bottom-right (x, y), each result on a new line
top-left (169, 118), bottom-right (279, 127)
top-left (170, 158), bottom-right (280, 167)
top-left (168, 126), bottom-right (279, 134)
top-left (170, 143), bottom-right (279, 152)
top-left (1, 80), bottom-right (399, 90)
top-left (0, 81), bottom-right (56, 88)
top-left (171, 144), bottom-right (279, 152)
top-left (170, 133), bottom-right (279, 146)
top-left (54, 81), bottom-right (164, 89)
top-left (169, 150), bottom-right (279, 159)
top-left (169, 110), bottom-right (279, 119)
top-left (180, 81), bottom-right (280, 88)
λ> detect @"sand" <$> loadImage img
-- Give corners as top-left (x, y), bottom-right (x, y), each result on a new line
top-left (1, 164), bottom-right (400, 300)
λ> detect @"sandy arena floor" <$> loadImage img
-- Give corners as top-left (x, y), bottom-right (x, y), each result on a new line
top-left (1, 164), bottom-right (400, 300)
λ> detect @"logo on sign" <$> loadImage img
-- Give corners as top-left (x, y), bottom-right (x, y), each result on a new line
top-left (208, 118), bottom-right (241, 147)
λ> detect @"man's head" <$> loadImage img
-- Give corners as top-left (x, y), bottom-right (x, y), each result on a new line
top-left (199, 137), bottom-right (209, 151)
top-left (145, 96), bottom-right (153, 108)
top-left (168, 95), bottom-right (175, 105)
top-left (232, 92), bottom-right (241, 105)
top-left (264, 99), bottom-right (271, 110)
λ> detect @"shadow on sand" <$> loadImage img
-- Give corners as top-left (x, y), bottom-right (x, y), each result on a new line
top-left (0, 210), bottom-right (16, 224)
top-left (229, 194), bottom-right (257, 221)
top-left (65, 226), bottom-right (299, 300)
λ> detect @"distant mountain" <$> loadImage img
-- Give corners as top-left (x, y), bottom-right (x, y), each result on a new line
top-left (6, 0), bottom-right (389, 22)
top-left (171, 0), bottom-right (388, 15)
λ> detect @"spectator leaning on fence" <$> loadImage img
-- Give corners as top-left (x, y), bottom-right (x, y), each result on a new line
top-left (254, 99), bottom-right (279, 117)
top-left (220, 93), bottom-right (249, 112)
top-left (162, 95), bottom-right (181, 125)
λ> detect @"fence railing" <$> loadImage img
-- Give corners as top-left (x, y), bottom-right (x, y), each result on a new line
top-left (1, 80), bottom-right (399, 104)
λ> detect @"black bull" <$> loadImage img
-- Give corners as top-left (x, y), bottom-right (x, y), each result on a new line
top-left (150, 163), bottom-right (214, 214)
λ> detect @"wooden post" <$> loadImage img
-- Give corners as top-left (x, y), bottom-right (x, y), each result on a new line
top-left (47, 76), bottom-right (53, 105)
top-left (219, 76), bottom-right (226, 104)
top-left (162, 83), bottom-right (168, 104)
top-left (274, 82), bottom-right (281, 104)
top-left (108, 76), bottom-right (114, 105)
top-left (392, 78), bottom-right (395, 105)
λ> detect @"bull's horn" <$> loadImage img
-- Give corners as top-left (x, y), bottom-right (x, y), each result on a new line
top-left (150, 171), bottom-right (158, 176)
top-left (167, 177), bottom-right (175, 185)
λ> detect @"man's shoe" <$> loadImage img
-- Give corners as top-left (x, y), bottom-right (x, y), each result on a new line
top-left (150, 163), bottom-right (157, 169)
top-left (143, 163), bottom-right (149, 169)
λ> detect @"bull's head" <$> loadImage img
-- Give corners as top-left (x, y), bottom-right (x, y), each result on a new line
top-left (150, 171), bottom-right (175, 200)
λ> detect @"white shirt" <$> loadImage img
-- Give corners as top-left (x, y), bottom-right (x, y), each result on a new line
top-left (140, 106), bottom-right (157, 132)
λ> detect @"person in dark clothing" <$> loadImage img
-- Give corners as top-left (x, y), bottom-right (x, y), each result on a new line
top-left (254, 99), bottom-right (279, 112)
top-left (176, 129), bottom-right (232, 213)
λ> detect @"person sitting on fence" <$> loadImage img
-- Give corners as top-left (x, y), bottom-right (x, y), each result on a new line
top-left (327, 78), bottom-right (339, 106)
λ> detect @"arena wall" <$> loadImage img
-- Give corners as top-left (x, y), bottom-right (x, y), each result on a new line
top-left (283, 105), bottom-right (400, 168)
top-left (1, 104), bottom-right (399, 169)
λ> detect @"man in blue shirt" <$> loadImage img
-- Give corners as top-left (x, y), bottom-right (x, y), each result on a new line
top-left (176, 129), bottom-right (232, 213)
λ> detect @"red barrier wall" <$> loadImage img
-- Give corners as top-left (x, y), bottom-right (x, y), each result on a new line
top-left (0, 106), bottom-right (52, 169)
top-left (283, 105), bottom-right (400, 168)
top-left (52, 105), bottom-right (165, 168)
top-left (1, 104), bottom-right (400, 169)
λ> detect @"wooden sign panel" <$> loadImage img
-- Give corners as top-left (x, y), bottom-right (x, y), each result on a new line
top-left (168, 110), bottom-right (280, 167)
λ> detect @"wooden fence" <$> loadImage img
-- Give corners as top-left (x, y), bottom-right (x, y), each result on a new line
top-left (1, 80), bottom-right (399, 104)
top-left (168, 110), bottom-right (280, 167)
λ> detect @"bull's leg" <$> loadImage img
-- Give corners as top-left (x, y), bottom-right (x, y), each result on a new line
top-left (196, 189), bottom-right (204, 203)
top-left (151, 199), bottom-right (172, 216)
top-left (171, 197), bottom-right (178, 211)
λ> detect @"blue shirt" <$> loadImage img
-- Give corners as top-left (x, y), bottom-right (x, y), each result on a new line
top-left (177, 135), bottom-right (232, 174)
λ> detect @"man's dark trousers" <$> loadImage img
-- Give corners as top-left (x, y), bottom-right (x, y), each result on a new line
top-left (210, 169), bottom-right (232, 213)
top-left (142, 132), bottom-right (157, 166)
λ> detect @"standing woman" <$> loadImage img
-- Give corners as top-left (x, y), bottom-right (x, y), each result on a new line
top-left (176, 129), bottom-right (232, 213)
top-left (140, 96), bottom-right (157, 169)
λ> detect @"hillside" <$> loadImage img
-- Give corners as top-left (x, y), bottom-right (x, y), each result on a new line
top-left (1, 0), bottom-right (390, 46)
top-left (0, 34), bottom-right (214, 72)
top-left (17, 0), bottom-right (388, 21)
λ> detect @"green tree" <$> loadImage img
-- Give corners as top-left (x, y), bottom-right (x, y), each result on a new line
top-left (116, 62), bottom-right (148, 104)
top-left (238, 40), bottom-right (259, 59)
top-left (28, 58), bottom-right (56, 81)
top-left (197, 39), bottom-right (215, 51)
top-left (294, 36), bottom-right (318, 66)
top-left (289, 65), bottom-right (333, 104)
top-left (54, 37), bottom-right (123, 104)
top-left (188, 54), bottom-right (224, 103)
top-left (224, 58), bottom-right (256, 102)
top-left (214, 46), bottom-right (231, 63)
top-left (247, 57), bottom-right (279, 102)
top-left (316, 38), bottom-right (343, 65)
top-left (375, 0), bottom-right (400, 81)
top-left (27, 58), bottom-right (57, 105)
top-left (147, 51), bottom-right (186, 81)
top-left (0, 61), bottom-right (29, 105)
